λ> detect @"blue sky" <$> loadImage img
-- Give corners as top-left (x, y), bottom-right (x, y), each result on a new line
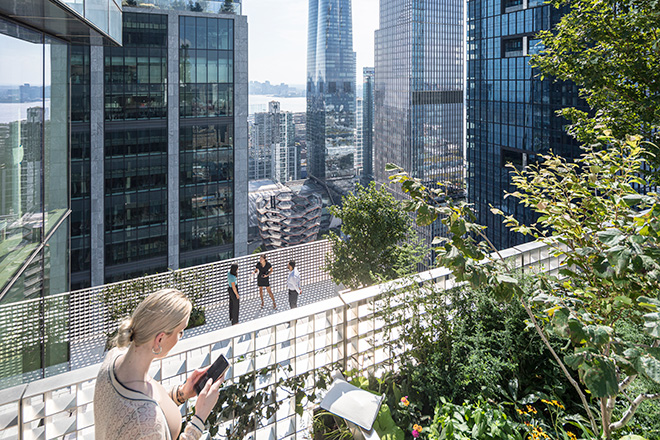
top-left (243, 0), bottom-right (380, 86)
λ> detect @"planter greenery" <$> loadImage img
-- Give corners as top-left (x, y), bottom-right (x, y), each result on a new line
top-left (388, 134), bottom-right (660, 438)
top-left (185, 363), bottom-right (335, 439)
top-left (101, 269), bottom-right (210, 348)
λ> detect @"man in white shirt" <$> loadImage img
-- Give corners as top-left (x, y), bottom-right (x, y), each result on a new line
top-left (287, 260), bottom-right (302, 309)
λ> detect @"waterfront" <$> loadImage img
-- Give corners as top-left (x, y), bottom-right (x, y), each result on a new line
top-left (249, 94), bottom-right (306, 114)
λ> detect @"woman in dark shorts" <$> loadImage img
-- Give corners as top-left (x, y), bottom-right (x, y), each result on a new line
top-left (254, 254), bottom-right (276, 309)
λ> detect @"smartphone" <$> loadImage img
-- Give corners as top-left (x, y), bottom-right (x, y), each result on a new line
top-left (194, 354), bottom-right (229, 395)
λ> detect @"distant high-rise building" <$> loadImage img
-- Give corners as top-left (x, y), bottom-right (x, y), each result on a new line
top-left (70, 4), bottom-right (248, 286)
top-left (466, 0), bottom-right (584, 250)
top-left (307, 0), bottom-right (357, 183)
top-left (374, 1), bottom-right (464, 192)
top-left (250, 101), bottom-right (298, 183)
top-left (355, 97), bottom-right (364, 174)
top-left (362, 67), bottom-right (375, 181)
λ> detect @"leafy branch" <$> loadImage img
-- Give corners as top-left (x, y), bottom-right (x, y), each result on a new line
top-left (386, 134), bottom-right (660, 438)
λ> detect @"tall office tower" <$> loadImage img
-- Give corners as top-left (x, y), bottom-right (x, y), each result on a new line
top-left (0, 0), bottom-right (120, 382)
top-left (466, 0), bottom-right (583, 250)
top-left (355, 98), bottom-right (364, 174)
top-left (374, 1), bottom-right (464, 193)
top-left (250, 101), bottom-right (298, 183)
top-left (249, 113), bottom-right (275, 181)
top-left (307, 0), bottom-right (357, 183)
top-left (70, 2), bottom-right (247, 286)
top-left (274, 108), bottom-right (298, 183)
top-left (362, 67), bottom-right (375, 181)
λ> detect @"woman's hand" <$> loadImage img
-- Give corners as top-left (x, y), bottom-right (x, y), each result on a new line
top-left (194, 375), bottom-right (224, 421)
top-left (179, 367), bottom-right (210, 401)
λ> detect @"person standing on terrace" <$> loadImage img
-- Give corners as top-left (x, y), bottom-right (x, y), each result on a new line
top-left (254, 254), bottom-right (276, 309)
top-left (228, 263), bottom-right (240, 325)
top-left (287, 260), bottom-right (301, 309)
top-left (94, 288), bottom-right (223, 440)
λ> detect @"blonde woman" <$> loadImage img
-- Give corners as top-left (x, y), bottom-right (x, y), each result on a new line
top-left (94, 289), bottom-right (223, 440)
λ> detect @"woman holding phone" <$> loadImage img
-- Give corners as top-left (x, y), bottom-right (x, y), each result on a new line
top-left (94, 288), bottom-right (223, 440)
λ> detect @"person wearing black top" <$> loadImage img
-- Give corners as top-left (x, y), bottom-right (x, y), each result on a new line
top-left (254, 254), bottom-right (276, 309)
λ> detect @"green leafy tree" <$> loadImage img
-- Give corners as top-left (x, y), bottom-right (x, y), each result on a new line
top-left (387, 134), bottom-right (660, 438)
top-left (324, 182), bottom-right (426, 290)
top-left (530, 0), bottom-right (660, 162)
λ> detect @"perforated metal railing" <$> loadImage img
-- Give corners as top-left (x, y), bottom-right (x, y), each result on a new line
top-left (0, 240), bottom-right (334, 388)
top-left (0, 241), bottom-right (562, 440)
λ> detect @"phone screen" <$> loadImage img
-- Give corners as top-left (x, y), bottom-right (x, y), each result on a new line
top-left (194, 354), bottom-right (229, 395)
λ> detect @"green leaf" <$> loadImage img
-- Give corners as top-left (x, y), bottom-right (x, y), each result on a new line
top-left (633, 353), bottom-right (660, 384)
top-left (565, 352), bottom-right (587, 370)
top-left (607, 245), bottom-right (632, 276)
top-left (638, 296), bottom-right (660, 311)
top-left (622, 194), bottom-right (644, 207)
top-left (582, 358), bottom-right (619, 397)
top-left (643, 312), bottom-right (660, 338)
top-left (385, 163), bottom-right (402, 172)
top-left (372, 404), bottom-right (405, 440)
top-left (567, 320), bottom-right (588, 344)
top-left (552, 308), bottom-right (571, 338)
top-left (597, 229), bottom-right (625, 246)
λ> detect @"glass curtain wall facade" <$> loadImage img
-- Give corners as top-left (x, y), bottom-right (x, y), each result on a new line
top-left (362, 67), bottom-right (375, 181)
top-left (306, 0), bottom-right (357, 181)
top-left (70, 46), bottom-right (92, 290)
top-left (466, 0), bottom-right (583, 250)
top-left (179, 15), bottom-right (235, 268)
top-left (104, 12), bottom-right (169, 282)
top-left (70, 6), bottom-right (245, 285)
top-left (0, 20), bottom-right (70, 304)
top-left (374, 0), bottom-right (464, 191)
top-left (355, 97), bottom-right (363, 173)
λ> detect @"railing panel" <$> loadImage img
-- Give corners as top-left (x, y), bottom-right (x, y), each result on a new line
top-left (0, 242), bottom-right (565, 439)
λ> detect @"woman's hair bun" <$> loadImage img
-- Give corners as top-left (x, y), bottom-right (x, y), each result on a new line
top-left (114, 318), bottom-right (134, 348)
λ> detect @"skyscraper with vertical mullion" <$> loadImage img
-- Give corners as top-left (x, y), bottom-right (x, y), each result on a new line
top-left (306, 0), bottom-right (357, 182)
top-left (466, 0), bottom-right (584, 250)
top-left (70, 3), bottom-right (248, 286)
top-left (362, 67), bottom-right (375, 182)
top-left (374, 0), bottom-right (464, 192)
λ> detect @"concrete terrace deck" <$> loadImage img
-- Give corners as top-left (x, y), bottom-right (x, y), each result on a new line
top-left (68, 278), bottom-right (340, 371)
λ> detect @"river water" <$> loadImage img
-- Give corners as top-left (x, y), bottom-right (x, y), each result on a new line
top-left (249, 94), bottom-right (306, 114)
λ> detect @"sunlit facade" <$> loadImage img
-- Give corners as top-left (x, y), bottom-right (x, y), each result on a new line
top-left (362, 67), bottom-right (375, 181)
top-left (306, 0), bottom-right (357, 181)
top-left (374, 0), bottom-right (464, 191)
top-left (70, 5), bottom-right (248, 286)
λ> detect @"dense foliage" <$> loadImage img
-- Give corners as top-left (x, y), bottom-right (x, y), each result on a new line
top-left (382, 280), bottom-right (573, 412)
top-left (388, 134), bottom-right (660, 438)
top-left (530, 0), bottom-right (660, 172)
top-left (324, 182), bottom-right (425, 290)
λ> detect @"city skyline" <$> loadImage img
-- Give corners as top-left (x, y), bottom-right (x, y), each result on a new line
top-left (243, 0), bottom-right (377, 85)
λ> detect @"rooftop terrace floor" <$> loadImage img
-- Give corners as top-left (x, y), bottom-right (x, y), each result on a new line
top-left (68, 279), bottom-right (341, 371)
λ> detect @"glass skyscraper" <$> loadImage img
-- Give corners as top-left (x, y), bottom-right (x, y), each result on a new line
top-left (70, 2), bottom-right (248, 286)
top-left (466, 0), bottom-right (584, 250)
top-left (306, 0), bottom-right (357, 182)
top-left (374, 0), bottom-right (464, 191)
top-left (362, 67), bottom-right (375, 182)
top-left (0, 0), bottom-right (119, 383)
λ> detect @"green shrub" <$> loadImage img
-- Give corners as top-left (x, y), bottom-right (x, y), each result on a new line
top-left (427, 399), bottom-right (523, 440)
top-left (383, 279), bottom-right (573, 414)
